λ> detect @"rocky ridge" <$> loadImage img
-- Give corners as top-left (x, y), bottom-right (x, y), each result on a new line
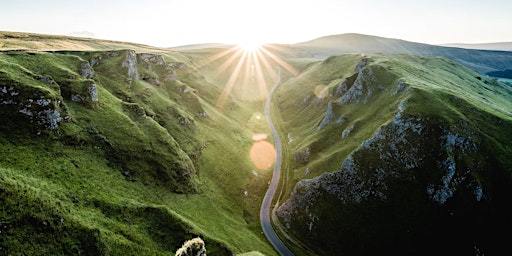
top-left (0, 49), bottom-right (201, 193)
top-left (275, 54), bottom-right (512, 255)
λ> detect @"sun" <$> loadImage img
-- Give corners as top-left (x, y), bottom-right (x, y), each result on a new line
top-left (238, 41), bottom-right (262, 52)
top-left (196, 40), bottom-right (299, 108)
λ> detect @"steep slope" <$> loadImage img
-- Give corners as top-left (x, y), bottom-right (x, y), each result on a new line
top-left (273, 53), bottom-right (512, 255)
top-left (289, 33), bottom-right (512, 74)
top-left (0, 48), bottom-right (276, 255)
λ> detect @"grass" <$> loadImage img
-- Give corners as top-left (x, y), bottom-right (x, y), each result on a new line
top-left (0, 42), bottom-right (278, 255)
top-left (5, 31), bottom-right (510, 255)
top-left (271, 53), bottom-right (512, 255)
top-left (0, 31), bottom-right (164, 52)
top-left (275, 53), bottom-right (512, 195)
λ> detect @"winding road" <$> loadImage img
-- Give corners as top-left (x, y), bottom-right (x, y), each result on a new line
top-left (260, 69), bottom-right (295, 256)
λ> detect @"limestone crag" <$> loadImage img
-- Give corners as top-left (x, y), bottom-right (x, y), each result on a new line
top-left (0, 85), bottom-right (64, 131)
top-left (277, 103), bottom-right (490, 253)
top-left (79, 60), bottom-right (95, 79)
top-left (122, 50), bottom-right (140, 81)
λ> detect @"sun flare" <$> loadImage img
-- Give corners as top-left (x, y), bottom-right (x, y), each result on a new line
top-left (239, 42), bottom-right (262, 52)
top-left (196, 41), bottom-right (299, 108)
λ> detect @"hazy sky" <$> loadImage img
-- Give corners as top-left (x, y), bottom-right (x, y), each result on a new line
top-left (1, 0), bottom-right (511, 47)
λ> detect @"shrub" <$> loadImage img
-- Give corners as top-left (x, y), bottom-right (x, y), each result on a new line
top-left (175, 237), bottom-right (206, 256)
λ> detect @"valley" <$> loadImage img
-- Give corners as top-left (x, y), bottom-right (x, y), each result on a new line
top-left (1, 31), bottom-right (512, 256)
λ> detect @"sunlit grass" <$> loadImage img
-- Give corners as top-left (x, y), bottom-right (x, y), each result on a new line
top-left (0, 48), bottom-right (278, 255)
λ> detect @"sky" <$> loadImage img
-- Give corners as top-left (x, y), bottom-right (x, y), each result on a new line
top-left (1, 0), bottom-right (511, 47)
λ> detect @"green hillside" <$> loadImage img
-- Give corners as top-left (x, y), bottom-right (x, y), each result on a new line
top-left (2, 31), bottom-right (512, 256)
top-left (273, 53), bottom-right (512, 255)
top-left (0, 47), bottom-right (277, 255)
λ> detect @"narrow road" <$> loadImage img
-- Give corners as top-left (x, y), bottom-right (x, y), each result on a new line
top-left (260, 69), bottom-right (295, 256)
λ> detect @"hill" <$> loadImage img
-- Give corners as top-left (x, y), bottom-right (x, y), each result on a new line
top-left (169, 43), bottom-right (233, 51)
top-left (0, 31), bottom-right (163, 52)
top-left (2, 31), bottom-right (512, 256)
top-left (441, 42), bottom-right (512, 51)
top-left (273, 53), bottom-right (512, 255)
top-left (288, 33), bottom-right (512, 74)
top-left (0, 44), bottom-right (278, 254)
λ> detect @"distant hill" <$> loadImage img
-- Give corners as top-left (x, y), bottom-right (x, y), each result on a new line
top-left (169, 43), bottom-right (232, 51)
top-left (66, 31), bottom-right (98, 38)
top-left (0, 31), bottom-right (163, 52)
top-left (441, 42), bottom-right (512, 51)
top-left (289, 33), bottom-right (512, 74)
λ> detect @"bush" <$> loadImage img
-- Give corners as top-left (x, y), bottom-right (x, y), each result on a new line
top-left (175, 237), bottom-right (206, 256)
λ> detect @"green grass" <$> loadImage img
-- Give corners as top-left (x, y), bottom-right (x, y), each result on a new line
top-left (274, 53), bottom-right (512, 195)
top-left (0, 46), bottom-right (277, 255)
top-left (3, 31), bottom-right (512, 256)
top-left (271, 53), bottom-right (512, 255)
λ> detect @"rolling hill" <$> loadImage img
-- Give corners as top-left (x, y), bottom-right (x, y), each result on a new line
top-left (286, 33), bottom-right (512, 74)
top-left (441, 42), bottom-right (512, 51)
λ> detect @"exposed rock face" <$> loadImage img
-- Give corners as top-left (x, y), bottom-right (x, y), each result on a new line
top-left (89, 51), bottom-right (120, 66)
top-left (88, 83), bottom-right (99, 102)
top-left (1, 49), bottom-right (201, 195)
top-left (273, 53), bottom-right (512, 255)
top-left (137, 53), bottom-right (186, 84)
top-left (338, 68), bottom-right (376, 104)
top-left (139, 53), bottom-right (165, 67)
top-left (317, 101), bottom-right (334, 130)
top-left (1, 85), bottom-right (64, 131)
top-left (334, 73), bottom-right (357, 96)
top-left (35, 75), bottom-right (55, 84)
top-left (354, 56), bottom-right (370, 72)
top-left (341, 123), bottom-right (354, 139)
top-left (122, 50), bottom-right (139, 81)
top-left (293, 147), bottom-right (311, 165)
top-left (79, 60), bottom-right (95, 79)
top-left (141, 76), bottom-right (161, 86)
top-left (164, 62), bottom-right (186, 82)
top-left (68, 81), bottom-right (99, 105)
top-left (277, 106), bottom-right (502, 255)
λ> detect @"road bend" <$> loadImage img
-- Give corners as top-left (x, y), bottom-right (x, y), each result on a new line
top-left (260, 69), bottom-right (295, 256)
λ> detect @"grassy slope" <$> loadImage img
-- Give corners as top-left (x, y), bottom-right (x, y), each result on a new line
top-left (0, 35), bottom-right (277, 255)
top-left (7, 31), bottom-right (510, 255)
top-left (276, 53), bottom-right (512, 194)
top-left (273, 53), bottom-right (512, 254)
